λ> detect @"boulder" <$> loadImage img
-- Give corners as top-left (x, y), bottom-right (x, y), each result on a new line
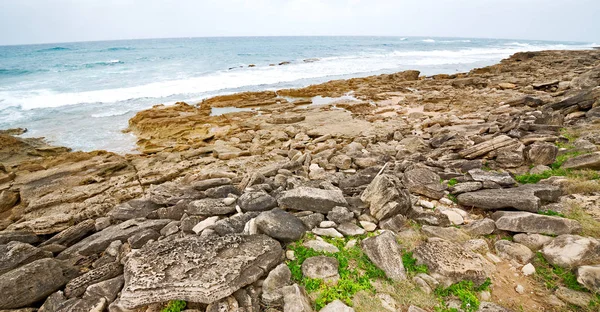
top-left (361, 231), bottom-right (406, 281)
top-left (457, 184), bottom-right (561, 212)
top-left (526, 143), bottom-right (558, 165)
top-left (513, 233), bottom-right (554, 250)
top-left (541, 235), bottom-right (600, 268)
top-left (463, 218), bottom-right (496, 236)
top-left (127, 229), bottom-right (160, 249)
top-left (0, 190), bottom-right (19, 213)
top-left (555, 286), bottom-right (595, 308)
top-left (255, 209), bottom-right (308, 243)
top-left (119, 234), bottom-right (283, 308)
top-left (327, 206), bottom-right (354, 224)
top-left (0, 258), bottom-right (77, 309)
top-left (0, 241), bottom-right (53, 275)
top-left (238, 192), bottom-right (277, 212)
top-left (360, 174), bottom-right (412, 221)
top-left (212, 212), bottom-right (260, 236)
top-left (494, 240), bottom-right (533, 264)
top-left (562, 152), bottom-right (600, 170)
top-left (459, 135), bottom-right (516, 160)
top-left (83, 275), bottom-right (124, 303)
top-left (301, 256), bottom-right (339, 284)
top-left (467, 169), bottom-right (516, 187)
top-left (449, 182), bottom-right (482, 195)
top-left (403, 168), bottom-right (446, 200)
top-left (492, 211), bottom-right (581, 235)
top-left (278, 187), bottom-right (347, 213)
top-left (185, 198), bottom-right (236, 215)
top-left (262, 263), bottom-right (291, 306)
top-left (413, 238), bottom-right (494, 286)
top-left (495, 143), bottom-right (525, 168)
top-left (576, 265), bottom-right (600, 293)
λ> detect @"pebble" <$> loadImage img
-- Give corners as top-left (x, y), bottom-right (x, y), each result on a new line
top-left (286, 250), bottom-right (296, 260)
top-left (521, 263), bottom-right (536, 276)
top-left (223, 197), bottom-right (236, 205)
top-left (320, 221), bottom-right (337, 228)
top-left (312, 227), bottom-right (344, 238)
top-left (515, 284), bottom-right (525, 294)
top-left (439, 198), bottom-right (454, 206)
top-left (418, 200), bottom-right (435, 209)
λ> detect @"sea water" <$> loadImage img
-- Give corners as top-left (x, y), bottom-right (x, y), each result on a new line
top-left (0, 36), bottom-right (594, 153)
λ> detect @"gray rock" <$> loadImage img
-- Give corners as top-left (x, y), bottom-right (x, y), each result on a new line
top-left (555, 286), bottom-right (595, 307)
top-left (192, 178), bottom-right (232, 191)
top-left (576, 265), bottom-right (600, 293)
top-left (65, 262), bottom-right (123, 298)
top-left (159, 221), bottom-right (180, 236)
top-left (449, 182), bottom-right (483, 195)
top-left (0, 258), bottom-right (77, 309)
top-left (0, 241), bottom-right (53, 275)
top-left (336, 222), bottom-right (366, 236)
top-left (463, 239), bottom-right (490, 254)
top-left (302, 256), bottom-right (339, 283)
top-left (321, 300), bottom-right (354, 312)
top-left (192, 216), bottom-right (219, 234)
top-left (361, 231), bottom-right (406, 281)
top-left (83, 275), bottom-right (124, 303)
top-left (457, 184), bottom-right (561, 212)
top-left (262, 263), bottom-right (291, 306)
top-left (281, 284), bottom-right (313, 312)
top-left (206, 296), bottom-right (239, 312)
top-left (541, 235), bottom-right (600, 268)
top-left (422, 225), bottom-right (470, 243)
top-left (238, 192), bottom-right (277, 212)
top-left (127, 228), bottom-right (160, 249)
top-left (413, 239), bottom-right (494, 286)
top-left (494, 240), bottom-right (533, 264)
top-left (526, 142), bottom-right (558, 165)
top-left (467, 169), bottom-right (516, 187)
top-left (562, 152), bottom-right (600, 170)
top-left (108, 199), bottom-right (164, 221)
top-left (212, 212), bottom-right (260, 236)
top-left (312, 227), bottom-right (343, 238)
top-left (379, 214), bottom-right (408, 233)
top-left (492, 211), bottom-right (581, 235)
top-left (513, 233), bottom-right (554, 250)
top-left (299, 213), bottom-right (325, 230)
top-left (40, 219), bottom-right (96, 248)
top-left (327, 206), bottom-right (354, 224)
top-left (403, 168), bottom-right (446, 200)
top-left (119, 234), bottom-right (282, 309)
top-left (360, 174), bottom-right (412, 221)
top-left (0, 231), bottom-right (39, 245)
top-left (185, 198), bottom-right (236, 216)
top-left (58, 219), bottom-right (170, 259)
top-left (459, 135), bottom-right (516, 160)
top-left (205, 185), bottom-right (240, 198)
top-left (303, 240), bottom-right (339, 253)
top-left (278, 187), bottom-right (347, 213)
top-left (463, 218), bottom-right (496, 236)
top-left (255, 209), bottom-right (308, 243)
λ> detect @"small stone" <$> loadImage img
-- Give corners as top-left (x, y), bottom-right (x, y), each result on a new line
top-left (479, 291), bottom-right (491, 301)
top-left (515, 284), bottom-right (525, 294)
top-left (320, 299), bottom-right (354, 312)
top-left (192, 216), bottom-right (219, 234)
top-left (418, 200), bottom-right (435, 209)
top-left (359, 221), bottom-right (377, 232)
top-left (312, 227), bottom-right (343, 238)
top-left (320, 221), bottom-right (336, 228)
top-left (286, 250), bottom-right (296, 260)
top-left (223, 197), bottom-right (236, 205)
top-left (522, 263), bottom-right (536, 276)
top-left (336, 222), bottom-right (366, 236)
top-left (439, 198), bottom-right (454, 206)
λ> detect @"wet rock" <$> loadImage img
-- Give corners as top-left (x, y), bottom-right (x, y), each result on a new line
top-left (494, 240), bottom-right (533, 264)
top-left (492, 211), bottom-right (581, 235)
top-left (360, 174), bottom-right (412, 221)
top-left (0, 258), bottom-right (77, 309)
top-left (119, 234), bottom-right (283, 308)
top-left (302, 256), bottom-right (339, 284)
top-left (541, 234), bottom-right (600, 268)
top-left (321, 300), bottom-right (354, 312)
top-left (555, 286), bottom-right (594, 307)
top-left (457, 184), bottom-right (561, 212)
top-left (0, 241), bottom-right (53, 275)
top-left (463, 218), bottom-right (496, 236)
top-left (58, 219), bottom-right (170, 259)
top-left (403, 168), bottom-right (446, 200)
top-left (255, 209), bottom-right (308, 243)
top-left (278, 187), bottom-right (347, 213)
top-left (185, 198), bottom-right (236, 216)
top-left (238, 191), bottom-right (277, 212)
top-left (361, 231), bottom-right (406, 281)
top-left (526, 142), bottom-right (558, 165)
top-left (562, 152), bottom-right (600, 170)
top-left (467, 169), bottom-right (516, 187)
top-left (513, 233), bottom-right (554, 251)
top-left (65, 262), bottom-right (123, 298)
top-left (576, 265), bottom-right (600, 293)
top-left (262, 263), bottom-right (291, 306)
top-left (413, 239), bottom-right (494, 286)
top-left (281, 284), bottom-right (313, 312)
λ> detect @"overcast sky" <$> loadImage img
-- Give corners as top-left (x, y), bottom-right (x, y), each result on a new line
top-left (0, 0), bottom-right (598, 45)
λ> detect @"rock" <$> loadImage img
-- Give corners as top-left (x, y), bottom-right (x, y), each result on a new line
top-left (478, 302), bottom-right (514, 311)
top-left (463, 239), bottom-right (489, 254)
top-left (0, 241), bottom-right (53, 275)
top-left (0, 258), bottom-right (77, 309)
top-left (119, 234), bottom-right (282, 308)
top-left (541, 234), bottom-right (600, 268)
top-left (0, 231), bottom-right (40, 245)
top-left (494, 240), bottom-right (533, 264)
top-left (65, 262), bottom-right (123, 298)
top-left (302, 256), bottom-right (339, 284)
top-left (576, 265), bottom-right (600, 293)
top-left (127, 229), bottom-right (160, 249)
top-left (526, 143), bottom-right (558, 165)
top-left (321, 300), bottom-right (354, 312)
top-left (496, 143), bottom-right (525, 168)
top-left (212, 212), bottom-right (260, 236)
top-left (262, 263), bottom-right (291, 306)
top-left (407, 306), bottom-right (428, 312)
top-left (459, 135), bottom-right (516, 159)
top-left (278, 187), bottom-right (347, 213)
top-left (529, 164), bottom-right (551, 175)
top-left (0, 190), bottom-right (19, 213)
top-left (513, 233), bottom-right (554, 250)
top-left (281, 284), bottom-right (313, 312)
top-left (555, 286), bottom-right (594, 307)
top-left (378, 216), bottom-right (405, 233)
top-left (422, 225), bottom-right (470, 243)
top-left (413, 239), bottom-right (494, 286)
top-left (185, 198), bottom-right (236, 216)
top-left (40, 219), bottom-right (96, 248)
top-left (336, 222), bottom-right (366, 236)
top-left (160, 221), bottom-right (180, 236)
top-left (108, 199), bottom-right (164, 221)
top-left (467, 169), bottom-right (516, 187)
top-left (330, 155), bottom-right (352, 170)
top-left (457, 184), bottom-right (561, 212)
top-left (522, 263), bottom-right (536, 276)
top-left (463, 218), bottom-right (496, 236)
top-left (303, 240), bottom-right (339, 253)
top-left (449, 182), bottom-right (483, 195)
top-left (492, 211), bottom-right (581, 235)
top-left (327, 206), bottom-right (354, 224)
top-left (360, 174), bottom-right (412, 221)
top-left (312, 227), bottom-right (343, 238)
top-left (361, 231), bottom-right (406, 281)
top-left (192, 178), bottom-right (232, 191)
top-left (320, 220), bottom-right (336, 228)
top-left (206, 296), bottom-right (239, 312)
top-left (83, 275), bottom-right (124, 303)
top-left (255, 209), bottom-right (308, 243)
top-left (192, 216), bottom-right (220, 234)
top-left (403, 168), bottom-right (446, 200)
top-left (515, 284), bottom-right (525, 294)
top-left (238, 192), bottom-right (277, 212)
top-left (562, 152), bottom-right (600, 170)
top-left (440, 209), bottom-right (464, 225)
top-left (299, 213), bottom-right (325, 230)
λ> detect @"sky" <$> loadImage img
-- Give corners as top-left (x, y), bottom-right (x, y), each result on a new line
top-left (0, 0), bottom-right (598, 45)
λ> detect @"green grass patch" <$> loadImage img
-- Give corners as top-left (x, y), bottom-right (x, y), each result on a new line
top-left (538, 209), bottom-right (566, 218)
top-left (552, 151), bottom-right (586, 169)
top-left (447, 178), bottom-right (458, 187)
top-left (434, 279), bottom-right (491, 312)
top-left (161, 300), bottom-right (186, 312)
top-left (447, 194), bottom-right (458, 204)
top-left (533, 252), bottom-right (587, 292)
top-left (565, 204), bottom-right (600, 238)
top-left (402, 251), bottom-right (429, 276)
top-left (286, 235), bottom-right (387, 310)
top-left (514, 167), bottom-right (600, 184)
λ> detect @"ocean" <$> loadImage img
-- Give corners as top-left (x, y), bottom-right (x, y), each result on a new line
top-left (0, 36), bottom-right (594, 153)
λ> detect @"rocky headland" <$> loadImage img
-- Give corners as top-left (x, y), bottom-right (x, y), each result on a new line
top-left (2, 50), bottom-right (600, 312)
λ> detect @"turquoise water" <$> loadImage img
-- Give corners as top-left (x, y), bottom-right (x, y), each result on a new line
top-left (0, 36), bottom-right (593, 152)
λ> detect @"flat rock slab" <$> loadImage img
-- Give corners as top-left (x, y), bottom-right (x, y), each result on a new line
top-left (562, 152), bottom-right (600, 170)
top-left (0, 241), bottom-right (52, 275)
top-left (278, 187), bottom-right (347, 213)
top-left (467, 169), bottom-right (516, 187)
top-left (119, 234), bottom-right (282, 309)
top-left (413, 238), bottom-right (494, 286)
top-left (493, 211), bottom-right (581, 235)
top-left (457, 184), bottom-right (561, 212)
top-left (361, 231), bottom-right (406, 281)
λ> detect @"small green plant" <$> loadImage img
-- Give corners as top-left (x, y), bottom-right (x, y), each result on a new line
top-left (434, 279), bottom-right (491, 312)
top-left (447, 194), bottom-right (458, 203)
top-left (447, 178), bottom-right (458, 187)
top-left (514, 167), bottom-right (600, 185)
top-left (402, 251), bottom-right (429, 276)
top-left (161, 300), bottom-right (186, 312)
top-left (538, 209), bottom-right (566, 218)
top-left (533, 252), bottom-right (586, 291)
top-left (552, 151), bottom-right (586, 169)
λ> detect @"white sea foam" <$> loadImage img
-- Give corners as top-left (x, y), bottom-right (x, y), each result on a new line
top-left (422, 39), bottom-right (436, 43)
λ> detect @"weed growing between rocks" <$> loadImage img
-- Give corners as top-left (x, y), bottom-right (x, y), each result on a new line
top-left (286, 234), bottom-right (386, 310)
top-left (433, 279), bottom-right (492, 312)
top-left (537, 209), bottom-right (566, 218)
top-left (566, 205), bottom-right (600, 238)
top-left (447, 178), bottom-right (459, 187)
top-left (401, 251), bottom-right (428, 276)
top-left (161, 300), bottom-right (186, 312)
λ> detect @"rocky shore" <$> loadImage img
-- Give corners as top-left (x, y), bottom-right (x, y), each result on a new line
top-left (1, 50), bottom-right (600, 312)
